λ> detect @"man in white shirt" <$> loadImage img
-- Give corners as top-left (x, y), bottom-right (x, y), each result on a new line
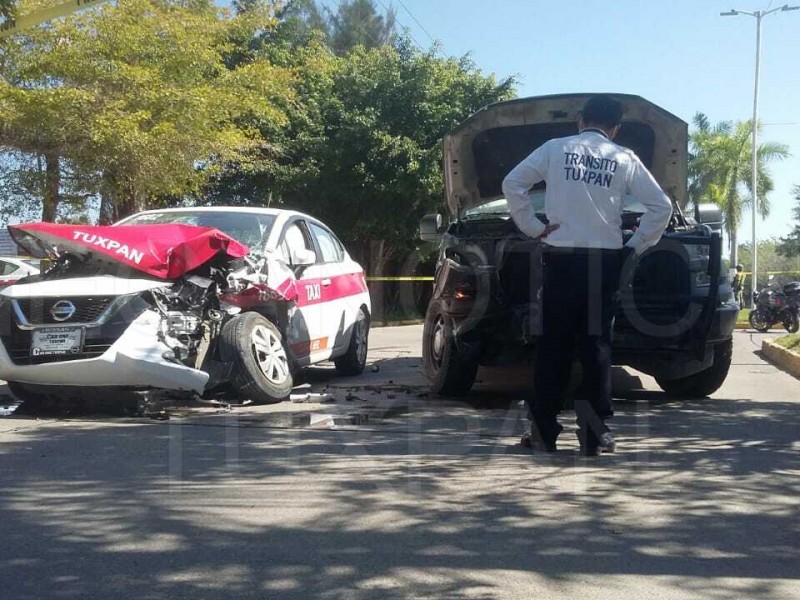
top-left (502, 95), bottom-right (672, 456)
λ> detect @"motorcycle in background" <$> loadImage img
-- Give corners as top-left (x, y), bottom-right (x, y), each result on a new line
top-left (749, 282), bottom-right (800, 333)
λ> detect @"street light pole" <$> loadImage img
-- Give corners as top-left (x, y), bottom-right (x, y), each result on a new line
top-left (721, 4), bottom-right (798, 307)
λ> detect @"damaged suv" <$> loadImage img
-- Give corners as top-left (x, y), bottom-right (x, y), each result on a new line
top-left (1, 208), bottom-right (371, 404)
top-left (421, 94), bottom-right (738, 398)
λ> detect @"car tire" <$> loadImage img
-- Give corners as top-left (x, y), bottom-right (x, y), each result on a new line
top-left (219, 312), bottom-right (293, 404)
top-left (655, 339), bottom-right (733, 398)
top-left (335, 306), bottom-right (370, 376)
top-left (748, 309), bottom-right (771, 332)
top-left (422, 300), bottom-right (478, 396)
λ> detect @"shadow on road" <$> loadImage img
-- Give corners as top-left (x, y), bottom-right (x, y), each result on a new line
top-left (0, 378), bottom-right (797, 599)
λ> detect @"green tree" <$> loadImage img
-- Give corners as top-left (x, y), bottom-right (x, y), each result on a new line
top-left (208, 37), bottom-right (514, 275)
top-left (0, 150), bottom-right (97, 224)
top-left (777, 185), bottom-right (800, 258)
top-left (689, 113), bottom-right (790, 265)
top-left (275, 0), bottom-right (328, 44)
top-left (0, 0), bottom-right (294, 222)
top-left (738, 236), bottom-right (800, 291)
top-left (328, 0), bottom-right (395, 55)
top-left (0, 0), bottom-right (15, 19)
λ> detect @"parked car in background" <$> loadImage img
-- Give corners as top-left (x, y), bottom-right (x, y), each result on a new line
top-left (0, 256), bottom-right (40, 287)
top-left (420, 93), bottom-right (738, 399)
top-left (1, 207), bottom-right (371, 405)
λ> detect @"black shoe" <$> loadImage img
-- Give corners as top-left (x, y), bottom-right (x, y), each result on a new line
top-left (578, 430), bottom-right (616, 456)
top-left (521, 423), bottom-right (563, 453)
top-left (598, 432), bottom-right (616, 453)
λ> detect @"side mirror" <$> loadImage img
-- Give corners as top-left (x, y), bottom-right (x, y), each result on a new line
top-left (419, 213), bottom-right (444, 242)
top-left (290, 247), bottom-right (316, 267)
top-left (695, 203), bottom-right (723, 231)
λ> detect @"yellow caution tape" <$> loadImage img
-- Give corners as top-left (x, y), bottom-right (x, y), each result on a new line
top-left (0, 0), bottom-right (108, 39)
top-left (739, 271), bottom-right (800, 277)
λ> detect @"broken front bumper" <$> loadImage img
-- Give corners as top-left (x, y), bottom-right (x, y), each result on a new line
top-left (0, 310), bottom-right (209, 394)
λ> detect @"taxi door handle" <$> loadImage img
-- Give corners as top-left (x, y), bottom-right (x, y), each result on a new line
top-left (321, 278), bottom-right (332, 286)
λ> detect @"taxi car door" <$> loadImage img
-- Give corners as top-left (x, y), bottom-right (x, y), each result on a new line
top-left (278, 220), bottom-right (329, 363)
top-left (307, 221), bottom-right (354, 355)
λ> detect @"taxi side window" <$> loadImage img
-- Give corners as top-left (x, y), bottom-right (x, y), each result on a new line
top-left (280, 222), bottom-right (315, 264)
top-left (309, 223), bottom-right (344, 263)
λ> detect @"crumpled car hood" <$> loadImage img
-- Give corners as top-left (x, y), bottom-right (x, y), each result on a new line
top-left (8, 222), bottom-right (251, 280)
top-left (443, 93), bottom-right (688, 215)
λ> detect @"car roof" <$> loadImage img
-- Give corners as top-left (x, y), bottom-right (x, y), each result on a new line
top-left (127, 206), bottom-right (305, 218)
top-left (123, 206), bottom-right (341, 235)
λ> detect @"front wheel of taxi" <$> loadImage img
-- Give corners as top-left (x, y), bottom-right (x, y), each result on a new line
top-left (220, 312), bottom-right (293, 404)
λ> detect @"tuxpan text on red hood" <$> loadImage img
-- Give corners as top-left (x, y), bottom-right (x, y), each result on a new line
top-left (9, 222), bottom-right (251, 280)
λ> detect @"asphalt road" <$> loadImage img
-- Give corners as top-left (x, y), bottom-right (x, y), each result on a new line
top-left (1, 328), bottom-right (798, 599)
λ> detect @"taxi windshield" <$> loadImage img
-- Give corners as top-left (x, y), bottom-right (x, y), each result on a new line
top-left (121, 211), bottom-right (276, 251)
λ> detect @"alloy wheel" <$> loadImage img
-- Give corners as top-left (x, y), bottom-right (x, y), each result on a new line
top-left (251, 324), bottom-right (290, 385)
top-left (431, 315), bottom-right (446, 368)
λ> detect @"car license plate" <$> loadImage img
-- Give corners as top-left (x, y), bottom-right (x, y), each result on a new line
top-left (31, 327), bottom-right (83, 357)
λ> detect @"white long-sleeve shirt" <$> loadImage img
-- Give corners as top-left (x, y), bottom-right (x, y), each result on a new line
top-left (501, 129), bottom-right (673, 253)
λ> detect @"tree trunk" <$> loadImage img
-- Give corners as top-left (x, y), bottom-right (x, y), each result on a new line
top-left (42, 153), bottom-right (60, 222)
top-left (365, 239), bottom-right (395, 322)
top-left (98, 193), bottom-right (115, 225)
top-left (730, 230), bottom-right (738, 266)
top-left (116, 185), bottom-right (138, 221)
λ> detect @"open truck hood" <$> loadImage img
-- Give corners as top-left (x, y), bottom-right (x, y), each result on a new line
top-left (8, 223), bottom-right (251, 280)
top-left (443, 93), bottom-right (688, 215)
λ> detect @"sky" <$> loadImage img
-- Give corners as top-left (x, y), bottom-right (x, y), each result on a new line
top-left (329, 0), bottom-right (800, 244)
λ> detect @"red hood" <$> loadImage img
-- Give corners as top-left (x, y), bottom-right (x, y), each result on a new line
top-left (8, 222), bottom-right (251, 280)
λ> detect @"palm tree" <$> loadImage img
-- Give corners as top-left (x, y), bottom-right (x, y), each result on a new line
top-left (689, 113), bottom-right (789, 265)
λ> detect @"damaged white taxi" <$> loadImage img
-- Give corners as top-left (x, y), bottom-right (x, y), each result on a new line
top-left (1, 207), bottom-right (371, 404)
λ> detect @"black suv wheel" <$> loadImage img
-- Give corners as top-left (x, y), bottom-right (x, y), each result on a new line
top-left (656, 339), bottom-right (733, 398)
top-left (422, 300), bottom-right (478, 396)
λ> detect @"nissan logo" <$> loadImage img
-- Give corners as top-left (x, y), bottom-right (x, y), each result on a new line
top-left (50, 300), bottom-right (77, 322)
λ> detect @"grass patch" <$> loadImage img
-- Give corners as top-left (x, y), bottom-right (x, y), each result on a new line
top-left (737, 308), bottom-right (750, 325)
top-left (775, 334), bottom-right (800, 352)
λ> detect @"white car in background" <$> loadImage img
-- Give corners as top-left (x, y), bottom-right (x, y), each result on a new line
top-left (0, 256), bottom-right (39, 287)
top-left (0, 207), bottom-right (371, 405)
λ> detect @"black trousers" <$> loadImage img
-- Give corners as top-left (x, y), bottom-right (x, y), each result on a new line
top-left (530, 248), bottom-right (623, 443)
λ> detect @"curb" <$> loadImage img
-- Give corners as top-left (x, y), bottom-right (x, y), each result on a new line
top-left (761, 339), bottom-right (800, 380)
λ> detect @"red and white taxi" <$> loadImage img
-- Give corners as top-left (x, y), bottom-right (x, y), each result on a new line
top-left (0, 207), bottom-right (371, 404)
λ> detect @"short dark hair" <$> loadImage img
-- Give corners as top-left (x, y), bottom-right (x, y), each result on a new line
top-left (581, 95), bottom-right (624, 129)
